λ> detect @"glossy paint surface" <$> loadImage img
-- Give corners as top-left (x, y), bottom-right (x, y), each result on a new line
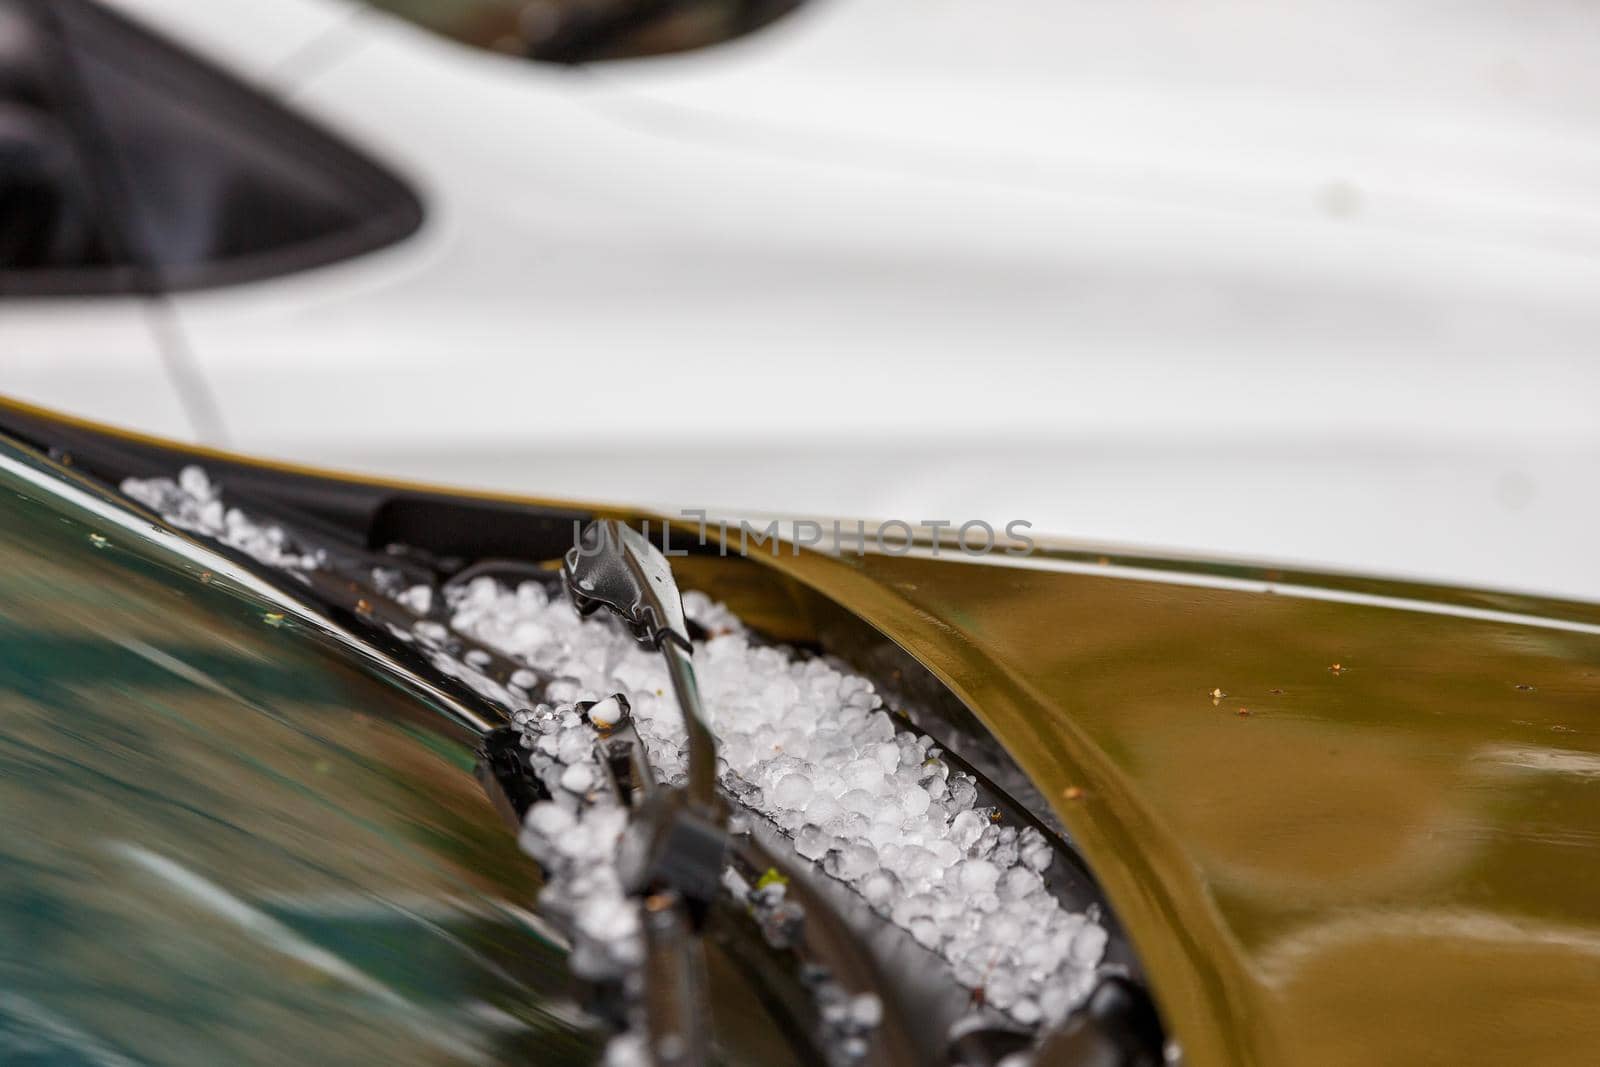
top-left (6, 399), bottom-right (1600, 1065)
top-left (752, 545), bottom-right (1600, 1066)
top-left (13, 0), bottom-right (1600, 599)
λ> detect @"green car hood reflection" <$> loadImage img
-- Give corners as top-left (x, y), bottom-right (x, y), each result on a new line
top-left (0, 443), bottom-right (594, 1065)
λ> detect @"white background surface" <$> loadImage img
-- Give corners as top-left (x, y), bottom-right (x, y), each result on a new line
top-left (6, 0), bottom-right (1598, 599)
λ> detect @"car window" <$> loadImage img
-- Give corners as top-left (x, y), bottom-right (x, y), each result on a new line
top-left (0, 0), bottom-right (421, 297)
top-left (0, 0), bottom-right (125, 285)
top-left (367, 0), bottom-right (804, 64)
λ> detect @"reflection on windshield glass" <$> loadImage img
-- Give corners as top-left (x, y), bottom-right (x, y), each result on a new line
top-left (0, 457), bottom-right (599, 1066)
top-left (367, 0), bottom-right (803, 63)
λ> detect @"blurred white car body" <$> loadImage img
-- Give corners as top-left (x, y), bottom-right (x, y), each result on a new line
top-left (4, 0), bottom-right (1599, 597)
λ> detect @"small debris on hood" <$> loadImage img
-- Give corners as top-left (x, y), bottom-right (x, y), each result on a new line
top-left (123, 467), bottom-right (323, 571)
top-left (437, 575), bottom-right (1105, 1025)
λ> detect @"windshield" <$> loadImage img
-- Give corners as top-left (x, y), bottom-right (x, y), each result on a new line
top-left (0, 444), bottom-right (591, 1065)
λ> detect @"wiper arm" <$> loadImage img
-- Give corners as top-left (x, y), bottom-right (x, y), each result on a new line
top-left (562, 520), bottom-right (924, 1067)
top-left (565, 519), bottom-right (719, 811)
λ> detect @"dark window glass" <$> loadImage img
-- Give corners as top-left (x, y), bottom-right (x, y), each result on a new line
top-left (0, 0), bottom-right (422, 296)
top-left (0, 0), bottom-right (121, 280)
top-left (367, 0), bottom-right (804, 65)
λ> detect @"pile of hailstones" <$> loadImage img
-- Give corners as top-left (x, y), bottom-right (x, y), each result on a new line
top-left (122, 468), bottom-right (324, 571)
top-left (114, 469), bottom-right (1106, 1024)
top-left (439, 575), bottom-right (1107, 1027)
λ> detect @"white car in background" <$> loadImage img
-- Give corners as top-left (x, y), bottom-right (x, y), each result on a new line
top-left (3, 0), bottom-right (1598, 598)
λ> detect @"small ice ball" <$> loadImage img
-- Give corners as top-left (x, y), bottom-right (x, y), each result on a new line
top-left (958, 859), bottom-right (1000, 895)
top-left (824, 812), bottom-right (870, 841)
top-left (898, 783), bottom-right (931, 817)
top-left (869, 800), bottom-right (905, 827)
top-left (909, 916), bottom-right (940, 949)
top-left (838, 788), bottom-right (878, 817)
top-left (824, 842), bottom-right (878, 882)
top-left (860, 869), bottom-right (900, 911)
top-left (398, 585), bottom-right (433, 615)
top-left (985, 970), bottom-right (1021, 1010)
top-left (948, 810), bottom-right (987, 851)
top-left (985, 912), bottom-right (1023, 945)
top-left (927, 838), bottom-right (961, 868)
top-left (864, 820), bottom-right (900, 850)
top-left (1038, 983), bottom-right (1075, 1025)
top-left (586, 695), bottom-right (625, 729)
top-left (891, 893), bottom-right (934, 926)
top-left (806, 793), bottom-right (844, 825)
top-left (178, 465), bottom-right (213, 499)
top-left (813, 766), bottom-right (847, 797)
top-left (850, 993), bottom-right (883, 1029)
top-left (997, 866), bottom-right (1043, 902)
top-left (1020, 936), bottom-right (1056, 973)
top-left (863, 712), bottom-right (895, 742)
top-left (556, 729), bottom-right (593, 765)
top-left (523, 802), bottom-right (574, 838)
top-left (1070, 922), bottom-right (1108, 967)
top-left (560, 763), bottom-right (595, 794)
top-left (546, 679), bottom-right (582, 704)
top-left (1020, 838), bottom-right (1053, 874)
top-left (871, 742), bottom-right (901, 773)
top-left (843, 758), bottom-right (884, 792)
top-left (895, 845), bottom-right (939, 883)
top-left (603, 1033), bottom-right (648, 1067)
top-left (991, 835), bottom-right (1020, 869)
top-left (576, 895), bottom-right (637, 942)
top-left (796, 824), bottom-right (831, 861)
top-left (516, 580), bottom-right (550, 609)
top-left (947, 775), bottom-right (978, 809)
top-left (773, 773), bottom-right (813, 811)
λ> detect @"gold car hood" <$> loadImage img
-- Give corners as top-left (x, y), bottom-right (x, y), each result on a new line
top-left (746, 543), bottom-right (1600, 1067)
